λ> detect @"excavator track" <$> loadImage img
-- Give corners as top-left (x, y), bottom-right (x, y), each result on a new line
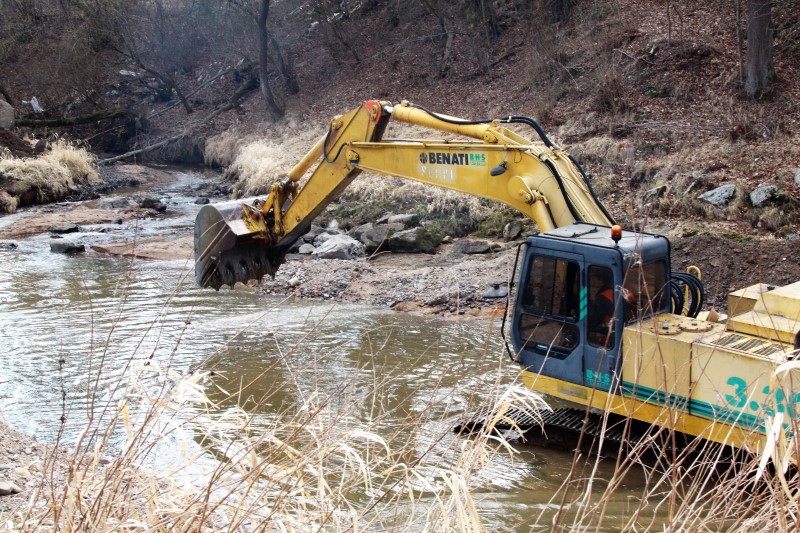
top-left (455, 407), bottom-right (641, 453)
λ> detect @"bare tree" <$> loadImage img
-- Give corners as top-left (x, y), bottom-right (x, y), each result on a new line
top-left (420, 0), bottom-right (455, 75)
top-left (471, 0), bottom-right (499, 40)
top-left (744, 0), bottom-right (774, 98)
top-left (310, 0), bottom-right (362, 63)
top-left (258, 0), bottom-right (284, 119)
top-left (548, 0), bottom-right (573, 22)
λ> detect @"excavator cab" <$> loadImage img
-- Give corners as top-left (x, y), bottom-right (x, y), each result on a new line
top-left (511, 223), bottom-right (671, 392)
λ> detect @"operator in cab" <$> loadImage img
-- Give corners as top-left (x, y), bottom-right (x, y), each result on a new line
top-left (588, 267), bottom-right (615, 346)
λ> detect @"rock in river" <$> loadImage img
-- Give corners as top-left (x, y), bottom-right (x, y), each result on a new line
top-left (50, 240), bottom-right (85, 254)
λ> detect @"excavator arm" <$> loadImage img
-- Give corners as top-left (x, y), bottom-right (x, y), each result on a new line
top-left (195, 100), bottom-right (614, 289)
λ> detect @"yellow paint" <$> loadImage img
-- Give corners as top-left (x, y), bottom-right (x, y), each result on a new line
top-left (521, 370), bottom-right (766, 453)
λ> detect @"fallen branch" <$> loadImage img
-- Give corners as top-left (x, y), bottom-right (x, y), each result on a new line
top-left (147, 65), bottom-right (240, 120)
top-left (98, 74), bottom-right (259, 165)
top-left (98, 131), bottom-right (190, 165)
top-left (16, 110), bottom-right (130, 128)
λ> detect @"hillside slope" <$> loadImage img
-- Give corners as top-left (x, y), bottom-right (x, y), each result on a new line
top-left (1, 0), bottom-right (798, 235)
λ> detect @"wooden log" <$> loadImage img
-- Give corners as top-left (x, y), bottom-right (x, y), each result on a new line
top-left (16, 110), bottom-right (131, 127)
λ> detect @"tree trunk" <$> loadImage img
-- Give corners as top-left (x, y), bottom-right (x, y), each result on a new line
top-left (268, 33), bottom-right (300, 95)
top-left (549, 0), bottom-right (572, 22)
top-left (420, 0), bottom-right (454, 75)
top-left (744, 0), bottom-right (774, 98)
top-left (258, 0), bottom-right (284, 120)
top-left (735, 0), bottom-right (745, 85)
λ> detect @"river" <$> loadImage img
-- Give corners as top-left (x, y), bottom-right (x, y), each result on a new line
top-left (0, 168), bottom-right (659, 530)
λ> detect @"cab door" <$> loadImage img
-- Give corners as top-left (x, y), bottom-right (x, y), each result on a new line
top-left (583, 263), bottom-right (623, 393)
top-left (512, 249), bottom-right (585, 386)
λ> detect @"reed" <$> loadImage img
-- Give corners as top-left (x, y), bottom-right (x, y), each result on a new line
top-left (9, 301), bottom-right (548, 531)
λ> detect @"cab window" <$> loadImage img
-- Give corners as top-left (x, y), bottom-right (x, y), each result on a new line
top-left (518, 256), bottom-right (580, 356)
top-left (623, 260), bottom-right (668, 323)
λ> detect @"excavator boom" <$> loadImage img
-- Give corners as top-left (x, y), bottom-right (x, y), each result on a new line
top-left (194, 100), bottom-right (612, 288)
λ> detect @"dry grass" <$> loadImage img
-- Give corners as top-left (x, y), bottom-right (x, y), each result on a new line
top-left (569, 136), bottom-right (634, 171)
top-left (204, 130), bottom-right (259, 169)
top-left (11, 372), bottom-right (548, 531)
top-left (3, 259), bottom-right (800, 531)
top-left (13, 323), bottom-right (799, 532)
top-left (220, 120), bottom-right (498, 227)
top-left (220, 119), bottom-right (326, 197)
top-left (0, 140), bottom-right (99, 213)
top-left (4, 282), bottom-right (548, 531)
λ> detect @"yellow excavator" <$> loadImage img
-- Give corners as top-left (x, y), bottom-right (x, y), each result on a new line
top-left (194, 100), bottom-right (800, 455)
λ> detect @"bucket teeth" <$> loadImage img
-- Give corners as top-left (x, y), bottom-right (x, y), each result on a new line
top-left (196, 242), bottom-right (286, 289)
top-left (194, 199), bottom-right (287, 289)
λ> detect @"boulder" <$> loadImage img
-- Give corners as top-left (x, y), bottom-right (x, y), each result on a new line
top-left (0, 479), bottom-right (22, 496)
top-left (424, 293), bottom-right (448, 307)
top-left (359, 222), bottom-right (404, 253)
top-left (311, 234), bottom-right (364, 260)
top-left (452, 239), bottom-right (492, 254)
top-left (387, 227), bottom-right (441, 254)
top-left (503, 221), bottom-right (522, 241)
top-left (194, 197), bottom-right (210, 205)
top-left (749, 184), bottom-right (784, 208)
top-left (0, 242), bottom-right (18, 251)
top-left (313, 229), bottom-right (342, 246)
top-left (302, 224), bottom-right (326, 243)
top-left (794, 168), bottom-right (800, 188)
top-left (102, 197), bottom-right (135, 209)
top-left (642, 185), bottom-right (667, 203)
top-left (135, 196), bottom-right (167, 212)
top-left (298, 243), bottom-right (316, 254)
top-left (0, 100), bottom-right (14, 129)
top-left (386, 213), bottom-right (419, 227)
top-left (48, 224), bottom-right (80, 234)
top-left (697, 184), bottom-right (736, 208)
top-left (348, 223), bottom-right (374, 242)
top-left (214, 184), bottom-right (232, 196)
top-left (50, 241), bottom-right (85, 254)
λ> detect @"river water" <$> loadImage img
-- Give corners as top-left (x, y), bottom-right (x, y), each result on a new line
top-left (0, 169), bottom-right (659, 530)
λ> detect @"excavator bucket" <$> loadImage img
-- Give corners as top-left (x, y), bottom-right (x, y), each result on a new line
top-left (194, 198), bottom-right (287, 289)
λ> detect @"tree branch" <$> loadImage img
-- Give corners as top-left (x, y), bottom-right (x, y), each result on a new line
top-left (98, 73), bottom-right (259, 165)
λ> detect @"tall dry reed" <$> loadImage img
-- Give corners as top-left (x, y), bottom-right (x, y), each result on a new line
top-left (0, 140), bottom-right (99, 213)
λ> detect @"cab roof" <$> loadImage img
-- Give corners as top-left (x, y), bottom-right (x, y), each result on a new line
top-left (531, 223), bottom-right (671, 265)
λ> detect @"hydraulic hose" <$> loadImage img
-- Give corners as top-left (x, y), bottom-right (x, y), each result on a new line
top-left (669, 271), bottom-right (705, 318)
top-left (406, 102), bottom-right (555, 148)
